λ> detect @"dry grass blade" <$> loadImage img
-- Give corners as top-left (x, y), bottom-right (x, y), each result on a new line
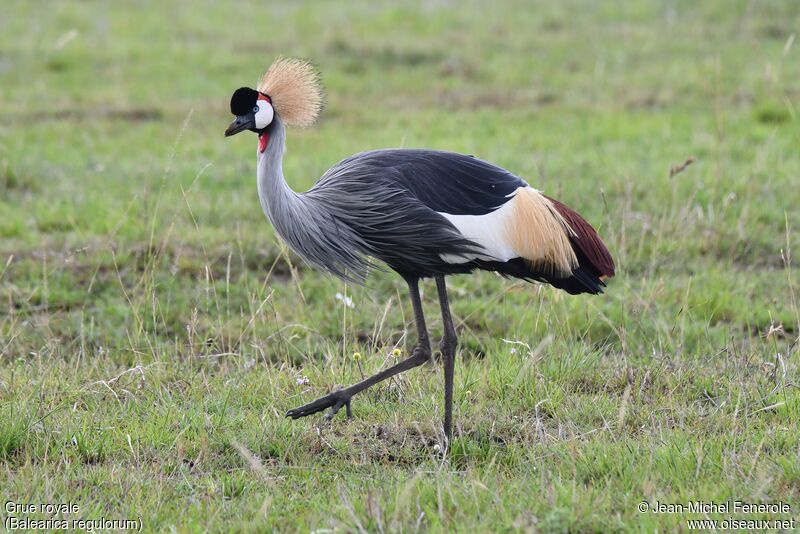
top-left (668, 156), bottom-right (696, 178)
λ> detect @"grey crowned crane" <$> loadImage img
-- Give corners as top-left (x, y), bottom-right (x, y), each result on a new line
top-left (225, 58), bottom-right (615, 442)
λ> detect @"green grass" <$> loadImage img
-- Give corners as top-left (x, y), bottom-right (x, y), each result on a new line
top-left (1, 0), bottom-right (799, 531)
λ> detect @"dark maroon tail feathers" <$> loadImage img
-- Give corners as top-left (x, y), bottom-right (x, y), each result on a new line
top-left (545, 195), bottom-right (615, 294)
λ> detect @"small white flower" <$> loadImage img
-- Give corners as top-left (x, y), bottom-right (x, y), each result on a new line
top-left (510, 347), bottom-right (517, 354)
top-left (296, 376), bottom-right (310, 386)
top-left (433, 444), bottom-right (441, 452)
top-left (335, 292), bottom-right (354, 308)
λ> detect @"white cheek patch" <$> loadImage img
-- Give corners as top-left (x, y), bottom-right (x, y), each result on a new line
top-left (254, 102), bottom-right (274, 129)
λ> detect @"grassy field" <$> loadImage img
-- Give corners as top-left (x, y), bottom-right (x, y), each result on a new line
top-left (1, 0), bottom-right (799, 531)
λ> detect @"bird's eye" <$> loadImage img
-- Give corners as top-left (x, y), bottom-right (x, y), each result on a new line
top-left (253, 105), bottom-right (259, 113)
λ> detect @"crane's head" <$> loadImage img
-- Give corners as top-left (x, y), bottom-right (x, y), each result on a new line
top-left (225, 57), bottom-right (324, 149)
top-left (225, 87), bottom-right (274, 137)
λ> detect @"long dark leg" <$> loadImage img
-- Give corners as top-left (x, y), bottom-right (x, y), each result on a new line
top-left (286, 277), bottom-right (432, 420)
top-left (435, 275), bottom-right (457, 443)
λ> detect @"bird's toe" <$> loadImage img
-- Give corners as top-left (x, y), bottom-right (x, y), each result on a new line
top-left (324, 397), bottom-right (352, 421)
top-left (286, 391), bottom-right (351, 420)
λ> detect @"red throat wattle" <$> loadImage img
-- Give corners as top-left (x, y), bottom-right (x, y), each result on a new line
top-left (258, 133), bottom-right (269, 153)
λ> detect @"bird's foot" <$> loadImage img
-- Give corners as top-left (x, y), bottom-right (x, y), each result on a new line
top-left (286, 389), bottom-right (353, 421)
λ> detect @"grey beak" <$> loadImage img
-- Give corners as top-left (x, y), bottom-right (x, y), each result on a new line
top-left (225, 113), bottom-right (255, 137)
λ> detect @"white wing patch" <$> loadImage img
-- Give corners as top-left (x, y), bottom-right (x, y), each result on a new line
top-left (438, 196), bottom-right (518, 263)
top-left (438, 186), bottom-right (578, 277)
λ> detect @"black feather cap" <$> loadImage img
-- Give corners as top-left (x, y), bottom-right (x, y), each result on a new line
top-left (230, 87), bottom-right (259, 116)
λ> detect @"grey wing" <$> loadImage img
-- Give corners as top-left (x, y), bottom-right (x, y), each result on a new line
top-left (307, 152), bottom-right (486, 275)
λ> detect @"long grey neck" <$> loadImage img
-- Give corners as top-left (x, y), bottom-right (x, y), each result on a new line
top-left (253, 116), bottom-right (369, 281)
top-left (256, 116), bottom-right (300, 224)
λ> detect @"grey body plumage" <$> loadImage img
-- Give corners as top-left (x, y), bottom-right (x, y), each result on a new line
top-left (258, 116), bottom-right (483, 281)
top-left (256, 116), bottom-right (373, 281)
top-left (226, 58), bottom-right (614, 444)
